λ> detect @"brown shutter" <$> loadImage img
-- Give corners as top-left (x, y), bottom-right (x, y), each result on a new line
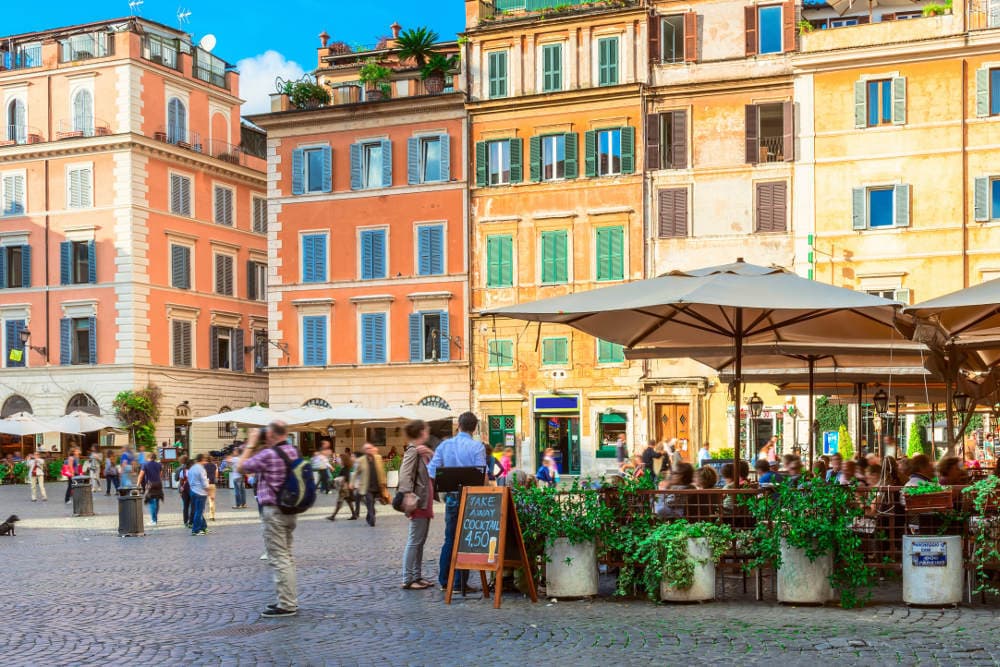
top-left (772, 181), bottom-right (787, 231)
top-left (646, 112), bottom-right (661, 171)
top-left (649, 11), bottom-right (661, 64)
top-left (745, 104), bottom-right (759, 164)
top-left (755, 182), bottom-right (787, 233)
top-left (782, 100), bottom-right (794, 162)
top-left (882, 13), bottom-right (896, 20)
top-left (857, 15), bottom-right (871, 24)
top-left (745, 5), bottom-right (757, 57)
top-left (658, 188), bottom-right (688, 238)
top-left (783, 0), bottom-right (796, 53)
top-left (671, 110), bottom-right (688, 169)
top-left (755, 182), bottom-right (773, 232)
top-left (684, 12), bottom-right (698, 63)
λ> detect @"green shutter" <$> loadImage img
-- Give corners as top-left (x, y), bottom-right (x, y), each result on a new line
top-left (620, 126), bottom-right (635, 174)
top-left (542, 337), bottom-right (568, 365)
top-left (509, 138), bottom-right (523, 183)
top-left (584, 130), bottom-right (597, 178)
top-left (540, 230), bottom-right (568, 284)
top-left (489, 339), bottom-right (514, 367)
top-left (977, 68), bottom-right (990, 118)
top-left (529, 136), bottom-right (542, 183)
top-left (975, 177), bottom-right (990, 222)
top-left (489, 51), bottom-right (507, 98)
top-left (487, 235), bottom-right (513, 287)
top-left (598, 37), bottom-right (619, 86)
top-left (475, 141), bottom-right (488, 187)
top-left (852, 187), bottom-right (866, 230)
top-left (542, 43), bottom-right (561, 92)
top-left (595, 226), bottom-right (624, 281)
top-left (564, 133), bottom-right (578, 179)
top-left (891, 77), bottom-right (906, 125)
top-left (597, 339), bottom-right (624, 364)
top-left (854, 80), bottom-right (867, 129)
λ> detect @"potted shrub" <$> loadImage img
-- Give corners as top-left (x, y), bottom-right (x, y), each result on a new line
top-left (384, 454), bottom-right (402, 489)
top-left (618, 520), bottom-right (734, 602)
top-left (743, 478), bottom-right (875, 607)
top-left (902, 480), bottom-right (953, 514)
top-left (513, 479), bottom-right (612, 598)
top-left (359, 61), bottom-right (392, 101)
top-left (964, 477), bottom-right (1000, 596)
top-left (280, 79), bottom-right (331, 110)
top-left (421, 52), bottom-right (458, 94)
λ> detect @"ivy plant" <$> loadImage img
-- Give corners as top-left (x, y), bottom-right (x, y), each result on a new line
top-left (903, 481), bottom-right (949, 496)
top-left (963, 477), bottom-right (1000, 595)
top-left (511, 478), bottom-right (613, 550)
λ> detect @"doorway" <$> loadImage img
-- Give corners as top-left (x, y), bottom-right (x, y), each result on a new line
top-left (655, 403), bottom-right (691, 462)
top-left (535, 416), bottom-right (580, 475)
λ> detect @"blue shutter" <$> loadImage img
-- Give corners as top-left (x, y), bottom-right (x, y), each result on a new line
top-left (303, 315), bottom-right (327, 366)
top-left (408, 136), bottom-right (420, 185)
top-left (60, 241), bottom-right (71, 285)
top-left (350, 143), bottom-right (363, 190)
top-left (21, 245), bottom-right (31, 288)
top-left (302, 236), bottom-right (315, 282)
top-left (6, 319), bottom-right (25, 367)
top-left (417, 227), bottom-right (431, 276)
top-left (0, 248), bottom-right (6, 288)
top-left (291, 148), bottom-right (305, 195)
top-left (87, 317), bottom-right (97, 364)
top-left (409, 312), bottom-right (423, 361)
top-left (60, 318), bottom-right (71, 365)
top-left (87, 240), bottom-right (96, 283)
top-left (320, 146), bottom-right (332, 193)
top-left (381, 139), bottom-right (393, 187)
top-left (439, 133), bottom-right (450, 181)
top-left (429, 225), bottom-right (444, 275)
top-left (373, 229), bottom-right (386, 278)
top-left (373, 313), bottom-right (386, 363)
top-left (209, 326), bottom-right (219, 369)
top-left (361, 313), bottom-right (386, 364)
top-left (438, 311), bottom-right (450, 362)
top-left (361, 231), bottom-right (374, 279)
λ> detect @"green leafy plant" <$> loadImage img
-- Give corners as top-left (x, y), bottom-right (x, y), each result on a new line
top-left (816, 395), bottom-right (848, 434)
top-left (0, 462), bottom-right (11, 483)
top-left (421, 52), bottom-right (458, 80)
top-left (281, 79), bottom-right (331, 109)
top-left (907, 420), bottom-right (927, 456)
top-left (837, 424), bottom-right (854, 460)
top-left (112, 386), bottom-right (161, 450)
top-left (742, 478), bottom-right (875, 608)
top-left (512, 479), bottom-right (613, 549)
top-left (12, 461), bottom-right (27, 483)
top-left (617, 520), bottom-right (735, 599)
top-left (904, 480), bottom-right (949, 496)
top-left (394, 27), bottom-right (439, 67)
top-left (715, 447), bottom-right (735, 460)
top-left (797, 19), bottom-right (814, 34)
top-left (964, 477), bottom-right (1000, 595)
top-left (922, 1), bottom-right (949, 16)
top-left (46, 460), bottom-right (61, 481)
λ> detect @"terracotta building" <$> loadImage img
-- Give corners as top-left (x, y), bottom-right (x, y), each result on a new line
top-left (0, 18), bottom-right (267, 454)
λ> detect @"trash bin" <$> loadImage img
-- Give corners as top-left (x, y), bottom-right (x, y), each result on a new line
top-left (71, 475), bottom-right (94, 517)
top-left (117, 487), bottom-right (145, 537)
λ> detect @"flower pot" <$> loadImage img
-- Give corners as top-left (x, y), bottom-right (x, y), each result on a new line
top-left (902, 491), bottom-right (953, 514)
top-left (386, 470), bottom-right (399, 489)
top-left (777, 540), bottom-right (834, 604)
top-left (545, 538), bottom-right (598, 598)
top-left (659, 537), bottom-right (716, 602)
top-left (902, 535), bottom-right (962, 606)
top-left (424, 72), bottom-right (445, 94)
top-left (365, 88), bottom-right (384, 102)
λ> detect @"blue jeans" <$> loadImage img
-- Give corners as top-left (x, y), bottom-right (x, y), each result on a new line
top-left (233, 478), bottom-right (246, 507)
top-left (438, 493), bottom-right (468, 589)
top-left (191, 493), bottom-right (207, 534)
top-left (148, 498), bottom-right (159, 523)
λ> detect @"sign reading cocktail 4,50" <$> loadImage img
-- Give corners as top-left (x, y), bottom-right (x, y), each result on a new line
top-left (460, 492), bottom-right (501, 560)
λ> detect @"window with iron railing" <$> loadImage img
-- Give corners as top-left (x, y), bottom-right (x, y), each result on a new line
top-left (193, 48), bottom-right (226, 88)
top-left (143, 35), bottom-right (180, 70)
top-left (2, 42), bottom-right (42, 70)
top-left (59, 32), bottom-right (112, 62)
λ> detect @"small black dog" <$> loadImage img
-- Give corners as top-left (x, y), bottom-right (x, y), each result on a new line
top-left (0, 515), bottom-right (19, 536)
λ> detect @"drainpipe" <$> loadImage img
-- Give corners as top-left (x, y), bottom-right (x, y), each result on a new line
top-left (962, 58), bottom-right (969, 288)
top-left (463, 36), bottom-right (475, 414)
top-left (44, 157), bottom-right (50, 364)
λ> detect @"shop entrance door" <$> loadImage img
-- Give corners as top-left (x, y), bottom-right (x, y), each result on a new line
top-left (655, 403), bottom-right (691, 462)
top-left (535, 416), bottom-right (580, 475)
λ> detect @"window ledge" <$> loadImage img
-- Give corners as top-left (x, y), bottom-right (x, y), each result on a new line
top-left (407, 291), bottom-right (453, 302)
top-left (350, 294), bottom-right (394, 304)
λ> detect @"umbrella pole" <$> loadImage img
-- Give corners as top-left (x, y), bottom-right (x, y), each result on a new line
top-left (733, 310), bottom-right (743, 487)
top-left (944, 353), bottom-right (955, 457)
top-left (856, 383), bottom-right (864, 459)
top-left (808, 357), bottom-right (815, 471)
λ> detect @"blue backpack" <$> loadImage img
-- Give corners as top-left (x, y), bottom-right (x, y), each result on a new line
top-left (273, 445), bottom-right (317, 514)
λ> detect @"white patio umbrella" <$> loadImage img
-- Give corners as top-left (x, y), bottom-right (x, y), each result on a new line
top-left (50, 411), bottom-right (124, 434)
top-left (192, 405), bottom-right (282, 427)
top-left (0, 412), bottom-right (72, 436)
top-left (373, 404), bottom-right (457, 423)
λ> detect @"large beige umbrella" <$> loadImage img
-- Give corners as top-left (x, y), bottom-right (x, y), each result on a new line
top-left (50, 411), bottom-right (124, 434)
top-left (0, 412), bottom-right (72, 436)
top-left (192, 405), bottom-right (282, 427)
top-left (370, 404), bottom-right (457, 423)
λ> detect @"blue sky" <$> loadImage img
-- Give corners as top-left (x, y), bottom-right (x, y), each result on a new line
top-left (7, 0), bottom-right (465, 112)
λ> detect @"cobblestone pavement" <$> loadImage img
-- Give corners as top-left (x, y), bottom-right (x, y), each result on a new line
top-left (2, 485), bottom-right (1000, 666)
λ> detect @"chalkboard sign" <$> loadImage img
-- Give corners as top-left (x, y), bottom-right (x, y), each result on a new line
top-left (445, 486), bottom-right (538, 609)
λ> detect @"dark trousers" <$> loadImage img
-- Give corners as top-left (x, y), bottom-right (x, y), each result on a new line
top-left (105, 475), bottom-right (120, 495)
top-left (190, 493), bottom-right (207, 534)
top-left (64, 479), bottom-right (73, 503)
top-left (361, 491), bottom-right (376, 526)
top-left (438, 494), bottom-right (468, 588)
top-left (181, 490), bottom-right (192, 526)
top-left (318, 469), bottom-right (331, 494)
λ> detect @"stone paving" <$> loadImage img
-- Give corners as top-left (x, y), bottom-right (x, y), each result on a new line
top-left (1, 484), bottom-right (1000, 666)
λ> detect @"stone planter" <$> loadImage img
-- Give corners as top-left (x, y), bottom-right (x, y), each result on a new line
top-left (545, 538), bottom-right (598, 598)
top-left (424, 72), bottom-right (445, 94)
top-left (660, 537), bottom-right (716, 602)
top-left (386, 470), bottom-right (399, 489)
top-left (903, 535), bottom-right (963, 606)
top-left (365, 87), bottom-right (385, 101)
top-left (777, 540), bottom-right (834, 604)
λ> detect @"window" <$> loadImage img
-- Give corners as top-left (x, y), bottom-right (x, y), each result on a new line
top-left (975, 177), bottom-right (1000, 221)
top-left (60, 32), bottom-right (110, 62)
top-left (978, 68), bottom-right (1000, 117)
top-left (193, 48), bottom-right (226, 87)
top-left (597, 36), bottom-right (619, 86)
top-left (60, 316), bottom-right (96, 365)
top-left (253, 329), bottom-right (267, 373)
top-left (252, 196), bottom-right (267, 233)
top-left (306, 148), bottom-right (326, 192)
top-left (0, 245), bottom-right (30, 288)
top-left (417, 225), bottom-right (445, 276)
top-left (213, 186), bottom-right (234, 226)
top-left (291, 146), bottom-right (332, 195)
top-left (169, 174), bottom-right (192, 216)
top-left (531, 134), bottom-right (570, 182)
top-left (302, 315), bottom-right (328, 366)
top-left (7, 99), bottom-right (26, 144)
top-left (360, 312), bottom-right (387, 364)
top-left (167, 98), bottom-right (186, 144)
top-left (144, 34), bottom-right (179, 69)
top-left (360, 229), bottom-right (387, 280)
top-left (67, 166), bottom-right (93, 209)
top-left (541, 337), bottom-right (569, 366)
top-left (745, 102), bottom-right (793, 163)
top-left (662, 15), bottom-right (686, 63)
top-left (214, 253), bottom-right (234, 296)
top-left (210, 326), bottom-right (244, 371)
top-left (488, 339), bottom-right (514, 368)
top-left (10, 42), bottom-right (42, 70)
top-left (72, 90), bottom-right (94, 135)
top-left (364, 142), bottom-right (384, 189)
top-left (486, 234), bottom-right (514, 287)
top-left (488, 50), bottom-right (508, 99)
top-left (758, 6), bottom-right (783, 55)
top-left (247, 260), bottom-right (267, 301)
top-left (409, 135), bottom-right (447, 183)
top-left (5, 319), bottom-right (26, 368)
top-left (351, 140), bottom-right (391, 190)
top-left (301, 233), bottom-right (328, 283)
top-left (855, 77), bottom-right (905, 127)
top-left (829, 18), bottom-right (859, 27)
top-left (852, 184), bottom-right (910, 230)
top-left (867, 80), bottom-right (892, 127)
top-left (595, 226), bottom-right (624, 282)
top-left (60, 240), bottom-right (95, 285)
top-left (541, 43), bottom-right (563, 92)
top-left (489, 140), bottom-right (513, 185)
top-left (755, 181), bottom-right (788, 233)
top-left (657, 188), bottom-right (688, 238)
top-left (171, 319), bottom-right (192, 367)
top-left (585, 128), bottom-right (635, 177)
top-left (170, 244), bottom-right (191, 289)
top-left (1, 173), bottom-right (25, 216)
top-left (475, 138), bottom-right (523, 187)
top-left (409, 311), bottom-right (450, 362)
top-left (651, 110), bottom-right (688, 170)
top-left (540, 230), bottom-right (569, 284)
top-left (597, 339), bottom-right (625, 364)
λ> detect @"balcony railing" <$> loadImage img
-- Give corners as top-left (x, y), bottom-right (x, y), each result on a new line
top-left (969, 0), bottom-right (1000, 29)
top-left (757, 136), bottom-right (785, 163)
top-left (142, 36), bottom-right (181, 70)
top-left (56, 118), bottom-right (111, 140)
top-left (0, 125), bottom-right (44, 147)
top-left (151, 129), bottom-right (252, 167)
top-left (490, 0), bottom-right (636, 17)
top-left (58, 32), bottom-right (113, 63)
top-left (0, 43), bottom-right (42, 71)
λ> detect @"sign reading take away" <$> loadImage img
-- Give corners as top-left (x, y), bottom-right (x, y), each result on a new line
top-left (911, 540), bottom-right (947, 567)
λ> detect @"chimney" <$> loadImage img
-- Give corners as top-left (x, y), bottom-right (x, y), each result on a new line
top-left (390, 22), bottom-right (402, 39)
top-left (319, 30), bottom-right (329, 48)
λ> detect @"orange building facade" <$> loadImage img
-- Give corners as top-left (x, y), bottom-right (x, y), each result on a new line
top-left (251, 30), bottom-right (469, 451)
top-left (0, 18), bottom-right (267, 454)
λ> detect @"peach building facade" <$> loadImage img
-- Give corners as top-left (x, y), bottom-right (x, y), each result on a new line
top-left (0, 18), bottom-right (267, 453)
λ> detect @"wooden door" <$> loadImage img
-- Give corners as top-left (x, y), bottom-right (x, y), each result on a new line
top-left (655, 403), bottom-right (692, 462)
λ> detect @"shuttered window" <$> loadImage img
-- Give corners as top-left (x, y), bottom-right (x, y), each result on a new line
top-left (5, 319), bottom-right (26, 368)
top-left (60, 240), bottom-right (96, 285)
top-left (67, 167), bottom-right (93, 209)
top-left (247, 260), bottom-right (266, 301)
top-left (0, 245), bottom-right (30, 289)
top-left (360, 312), bottom-right (387, 364)
top-left (302, 315), bottom-right (328, 366)
top-left (170, 244), bottom-right (191, 289)
top-left (409, 311), bottom-right (450, 362)
top-left (597, 37), bottom-right (619, 86)
top-left (417, 225), bottom-right (445, 276)
top-left (301, 233), bottom-right (327, 283)
top-left (61, 316), bottom-right (96, 365)
top-left (1, 174), bottom-right (26, 216)
top-left (488, 50), bottom-right (508, 99)
top-left (648, 110), bottom-right (688, 171)
top-left (213, 185), bottom-right (234, 226)
top-left (488, 339), bottom-right (514, 368)
top-left (855, 77), bottom-right (906, 128)
top-left (171, 319), bottom-right (192, 367)
top-left (530, 134), bottom-right (577, 182)
top-left (541, 42), bottom-right (562, 92)
top-left (72, 90), bottom-right (94, 134)
top-left (252, 196), bottom-right (267, 233)
top-left (755, 181), bottom-right (787, 233)
top-left (595, 226), bottom-right (624, 282)
top-left (478, 138), bottom-right (522, 186)
top-left (586, 127), bottom-right (635, 177)
top-left (541, 337), bottom-right (569, 366)
top-left (597, 339), bottom-right (625, 364)
top-left (351, 140), bottom-right (392, 190)
top-left (293, 146), bottom-right (332, 194)
top-left (408, 134), bottom-right (449, 184)
top-left (209, 326), bottom-right (243, 371)
top-left (852, 184), bottom-right (910, 230)
top-left (214, 253), bottom-right (234, 296)
top-left (657, 188), bottom-right (688, 238)
top-left (169, 173), bottom-right (192, 216)
top-left (974, 177), bottom-right (1000, 222)
top-left (486, 234), bottom-right (514, 287)
top-left (976, 67), bottom-right (1000, 117)
top-left (540, 230), bottom-right (569, 284)
top-left (360, 229), bottom-right (387, 280)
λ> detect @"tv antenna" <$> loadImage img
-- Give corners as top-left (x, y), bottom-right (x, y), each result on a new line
top-left (128, 0), bottom-right (144, 15)
top-left (176, 8), bottom-right (192, 29)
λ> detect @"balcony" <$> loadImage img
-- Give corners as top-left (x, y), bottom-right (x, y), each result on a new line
top-left (55, 118), bottom-right (111, 140)
top-left (0, 125), bottom-right (44, 147)
top-left (150, 129), bottom-right (255, 168)
top-left (969, 0), bottom-right (1000, 29)
top-left (0, 43), bottom-right (42, 72)
top-left (58, 32), bottom-right (114, 63)
top-left (799, 12), bottom-right (961, 52)
top-left (757, 136), bottom-right (785, 163)
top-left (142, 35), bottom-right (181, 71)
top-left (480, 0), bottom-right (637, 22)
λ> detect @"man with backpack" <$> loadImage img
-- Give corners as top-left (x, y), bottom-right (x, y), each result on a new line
top-left (237, 420), bottom-right (310, 618)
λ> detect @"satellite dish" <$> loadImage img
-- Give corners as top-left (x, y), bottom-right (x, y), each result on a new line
top-left (199, 34), bottom-right (217, 52)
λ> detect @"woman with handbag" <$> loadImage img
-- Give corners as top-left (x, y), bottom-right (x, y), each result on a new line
top-left (62, 448), bottom-right (81, 504)
top-left (397, 420), bottom-right (434, 590)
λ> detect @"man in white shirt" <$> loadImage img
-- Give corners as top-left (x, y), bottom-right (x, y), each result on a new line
top-left (26, 452), bottom-right (47, 501)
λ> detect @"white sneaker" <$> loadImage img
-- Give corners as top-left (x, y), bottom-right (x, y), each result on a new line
top-left (260, 553), bottom-right (268, 560)
top-left (150, 521), bottom-right (157, 526)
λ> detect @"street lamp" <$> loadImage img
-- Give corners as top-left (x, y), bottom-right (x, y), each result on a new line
top-left (953, 392), bottom-right (973, 417)
top-left (17, 328), bottom-right (46, 356)
top-left (747, 393), bottom-right (764, 459)
top-left (747, 393), bottom-right (764, 419)
top-left (873, 389), bottom-right (889, 416)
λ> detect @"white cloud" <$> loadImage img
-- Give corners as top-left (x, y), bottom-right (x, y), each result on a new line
top-left (236, 50), bottom-right (306, 115)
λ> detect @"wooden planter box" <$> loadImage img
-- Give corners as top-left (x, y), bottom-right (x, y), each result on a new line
top-left (902, 490), bottom-right (953, 514)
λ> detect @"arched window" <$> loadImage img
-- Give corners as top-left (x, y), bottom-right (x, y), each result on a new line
top-left (303, 398), bottom-right (331, 408)
top-left (7, 99), bottom-right (26, 144)
top-left (72, 90), bottom-right (94, 135)
top-left (217, 405), bottom-right (237, 439)
top-left (66, 393), bottom-right (100, 416)
top-left (167, 97), bottom-right (186, 144)
top-left (1, 395), bottom-right (32, 418)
